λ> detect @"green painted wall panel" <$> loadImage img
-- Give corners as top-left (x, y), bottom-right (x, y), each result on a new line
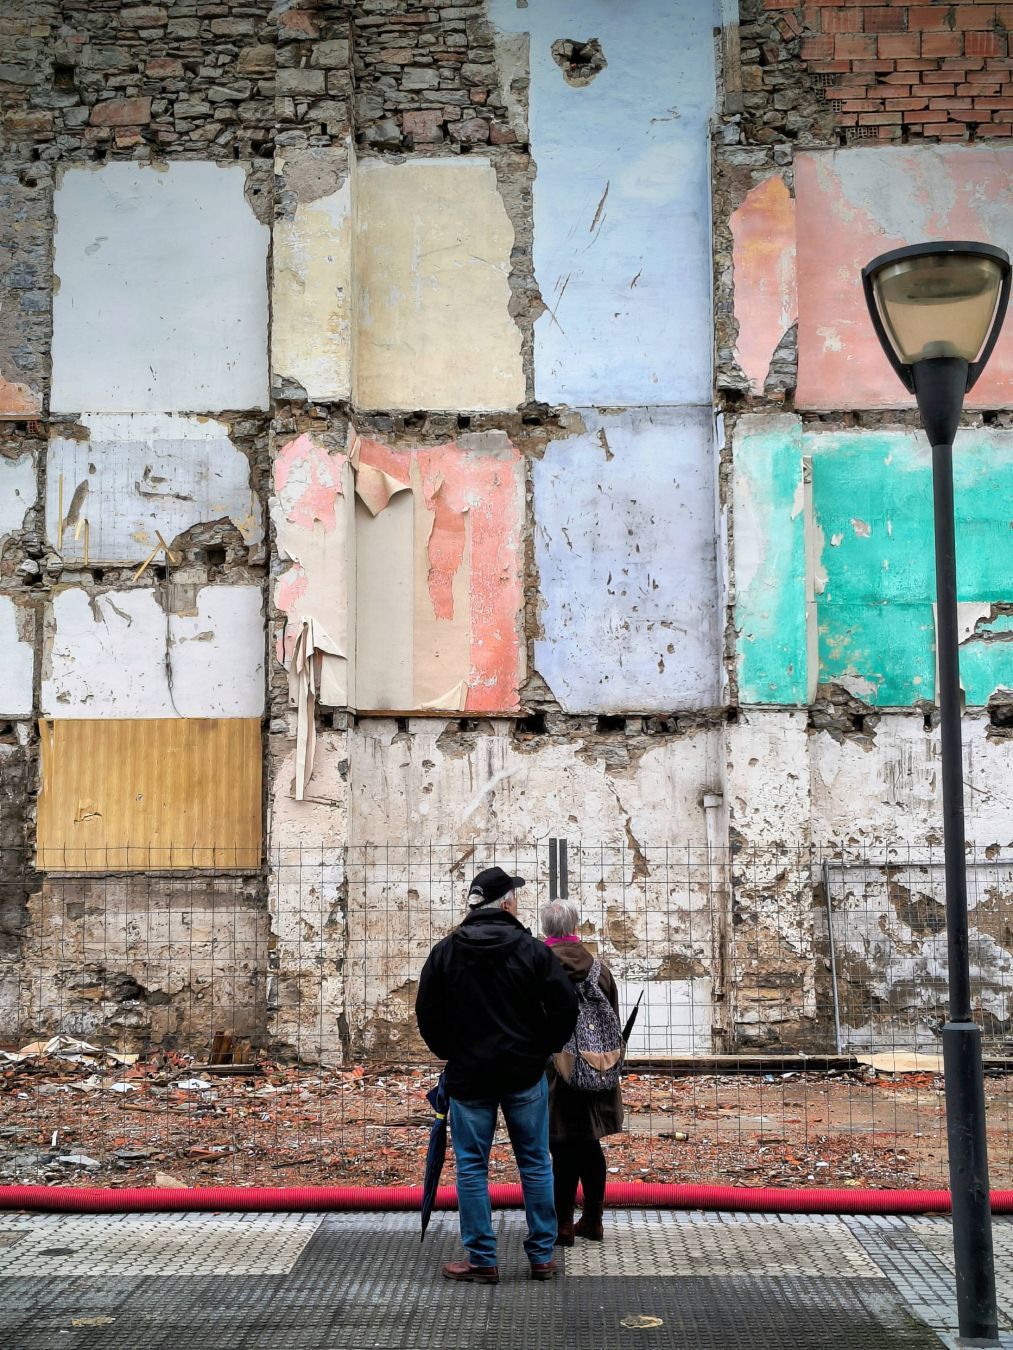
top-left (735, 418), bottom-right (1013, 708)
top-left (733, 416), bottom-right (808, 704)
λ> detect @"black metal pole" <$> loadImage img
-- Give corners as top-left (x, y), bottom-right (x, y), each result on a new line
top-left (915, 357), bottom-right (998, 1345)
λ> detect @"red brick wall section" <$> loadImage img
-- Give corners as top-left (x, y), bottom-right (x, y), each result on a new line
top-left (763, 0), bottom-right (1013, 140)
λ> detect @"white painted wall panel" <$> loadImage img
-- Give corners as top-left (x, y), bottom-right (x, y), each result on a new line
top-left (43, 585), bottom-right (265, 718)
top-left (51, 163), bottom-right (269, 413)
top-left (491, 0), bottom-right (718, 406)
top-left (533, 408), bottom-right (720, 713)
top-left (46, 414), bottom-right (262, 565)
top-left (0, 454), bottom-right (36, 544)
top-left (0, 596), bottom-right (34, 717)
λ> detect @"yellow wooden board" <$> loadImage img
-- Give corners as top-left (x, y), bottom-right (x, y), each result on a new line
top-left (37, 718), bottom-right (262, 871)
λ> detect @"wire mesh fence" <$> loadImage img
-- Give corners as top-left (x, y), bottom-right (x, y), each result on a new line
top-left (2, 841), bottom-right (1012, 1191)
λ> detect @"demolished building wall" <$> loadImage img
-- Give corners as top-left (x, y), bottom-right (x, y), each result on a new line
top-left (1, 0), bottom-right (1012, 1062)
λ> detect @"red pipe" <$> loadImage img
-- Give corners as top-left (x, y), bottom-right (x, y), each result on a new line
top-left (2, 1182), bottom-right (1012, 1215)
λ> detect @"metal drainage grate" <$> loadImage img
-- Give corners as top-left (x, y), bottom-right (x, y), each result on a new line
top-left (0, 1212), bottom-right (322, 1277)
top-left (564, 1210), bottom-right (885, 1279)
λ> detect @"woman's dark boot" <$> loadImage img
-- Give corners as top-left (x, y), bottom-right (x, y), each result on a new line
top-left (573, 1202), bottom-right (604, 1242)
top-left (554, 1191), bottom-right (575, 1247)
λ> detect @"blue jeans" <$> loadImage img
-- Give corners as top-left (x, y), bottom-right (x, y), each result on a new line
top-left (449, 1075), bottom-right (556, 1267)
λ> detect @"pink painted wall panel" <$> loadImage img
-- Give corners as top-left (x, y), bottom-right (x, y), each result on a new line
top-left (730, 174), bottom-right (797, 395)
top-left (795, 147), bottom-right (1013, 411)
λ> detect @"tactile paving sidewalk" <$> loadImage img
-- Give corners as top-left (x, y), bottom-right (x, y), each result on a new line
top-left (1, 1209), bottom-right (1011, 1349)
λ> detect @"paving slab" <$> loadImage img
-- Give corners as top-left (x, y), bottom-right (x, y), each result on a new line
top-left (0, 1209), bottom-right (1011, 1348)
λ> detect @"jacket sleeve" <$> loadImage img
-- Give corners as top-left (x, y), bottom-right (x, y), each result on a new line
top-left (539, 947), bottom-right (580, 1052)
top-left (415, 943), bottom-right (451, 1060)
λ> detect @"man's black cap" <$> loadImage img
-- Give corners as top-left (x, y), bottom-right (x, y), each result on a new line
top-left (467, 866), bottom-right (526, 908)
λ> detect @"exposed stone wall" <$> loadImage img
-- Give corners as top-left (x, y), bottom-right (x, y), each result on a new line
top-left (351, 0), bottom-right (516, 151)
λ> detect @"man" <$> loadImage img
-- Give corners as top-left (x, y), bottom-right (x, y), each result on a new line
top-left (416, 866), bottom-right (578, 1284)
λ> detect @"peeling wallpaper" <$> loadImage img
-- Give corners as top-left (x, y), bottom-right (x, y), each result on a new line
top-left (354, 434), bottom-right (525, 712)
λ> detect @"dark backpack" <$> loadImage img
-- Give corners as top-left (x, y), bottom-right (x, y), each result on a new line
top-left (552, 958), bottom-right (624, 1093)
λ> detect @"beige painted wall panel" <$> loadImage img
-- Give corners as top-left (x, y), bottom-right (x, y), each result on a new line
top-left (354, 158), bottom-right (524, 412)
top-left (354, 494), bottom-right (414, 710)
top-left (37, 718), bottom-right (262, 871)
top-left (272, 169), bottom-right (353, 401)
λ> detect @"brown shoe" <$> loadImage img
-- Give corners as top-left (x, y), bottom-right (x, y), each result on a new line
top-left (573, 1214), bottom-right (604, 1241)
top-left (530, 1260), bottom-right (558, 1280)
top-left (442, 1261), bottom-right (499, 1284)
top-left (554, 1221), bottom-right (574, 1248)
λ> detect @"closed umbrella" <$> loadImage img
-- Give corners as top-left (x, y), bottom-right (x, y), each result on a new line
top-left (622, 990), bottom-right (644, 1046)
top-left (420, 1071), bottom-right (449, 1241)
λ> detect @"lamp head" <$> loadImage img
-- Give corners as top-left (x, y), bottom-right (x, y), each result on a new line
top-left (862, 241), bottom-right (1011, 394)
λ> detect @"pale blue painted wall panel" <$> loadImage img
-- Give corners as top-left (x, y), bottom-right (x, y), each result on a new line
top-left (491, 0), bottom-right (719, 407)
top-left (533, 408), bottom-right (720, 712)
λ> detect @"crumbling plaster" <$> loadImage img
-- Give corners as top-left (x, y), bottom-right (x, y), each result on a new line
top-left (268, 715), bottom-right (724, 1063)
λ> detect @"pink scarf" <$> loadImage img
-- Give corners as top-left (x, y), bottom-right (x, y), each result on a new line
top-left (545, 934), bottom-right (579, 946)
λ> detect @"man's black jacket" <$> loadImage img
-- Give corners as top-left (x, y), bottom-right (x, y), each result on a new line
top-left (415, 908), bottom-right (579, 1101)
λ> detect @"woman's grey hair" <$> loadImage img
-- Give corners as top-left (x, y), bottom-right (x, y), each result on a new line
top-left (540, 900), bottom-right (579, 938)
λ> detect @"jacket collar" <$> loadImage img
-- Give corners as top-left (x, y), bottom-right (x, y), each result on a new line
top-left (460, 907), bottom-right (529, 933)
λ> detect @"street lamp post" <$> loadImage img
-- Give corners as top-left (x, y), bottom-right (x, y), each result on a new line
top-left (862, 241), bottom-right (1011, 1347)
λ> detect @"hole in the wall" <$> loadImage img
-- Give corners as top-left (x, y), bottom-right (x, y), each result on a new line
top-left (53, 62), bottom-right (76, 92)
top-left (205, 546), bottom-right (227, 568)
top-left (92, 568), bottom-right (105, 583)
top-left (457, 415), bottom-right (472, 430)
top-left (596, 715), bottom-right (625, 734)
top-left (457, 718), bottom-right (474, 733)
top-left (990, 704), bottom-right (1013, 730)
top-left (551, 37), bottom-right (607, 87)
top-left (924, 710), bottom-right (936, 732)
top-left (0, 722), bottom-right (14, 740)
top-left (514, 712), bottom-right (547, 737)
top-left (850, 712), bottom-right (866, 734)
top-left (726, 707), bottom-right (740, 724)
top-left (395, 716), bottom-right (409, 735)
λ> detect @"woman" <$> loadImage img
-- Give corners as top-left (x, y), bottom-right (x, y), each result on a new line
top-left (540, 899), bottom-right (624, 1245)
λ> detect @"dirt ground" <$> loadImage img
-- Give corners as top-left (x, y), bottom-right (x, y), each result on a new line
top-left (4, 1044), bottom-right (1012, 1192)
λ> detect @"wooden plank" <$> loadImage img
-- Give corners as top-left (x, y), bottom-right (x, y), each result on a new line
top-left (625, 1054), bottom-right (860, 1075)
top-left (37, 717), bottom-right (262, 871)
